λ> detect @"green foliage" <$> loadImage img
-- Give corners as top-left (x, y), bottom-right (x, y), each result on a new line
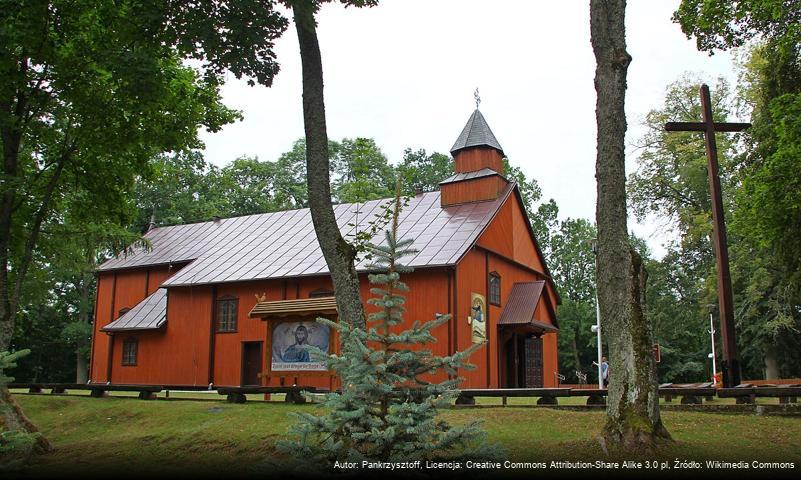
top-left (673, 0), bottom-right (800, 52)
top-left (548, 218), bottom-right (597, 381)
top-left (629, 71), bottom-right (801, 380)
top-left (0, 349), bottom-right (30, 385)
top-left (332, 138), bottom-right (396, 203)
top-left (278, 184), bottom-right (498, 467)
top-left (673, 2), bottom-right (801, 377)
top-left (397, 148), bottom-right (453, 194)
top-left (0, 349), bottom-right (40, 471)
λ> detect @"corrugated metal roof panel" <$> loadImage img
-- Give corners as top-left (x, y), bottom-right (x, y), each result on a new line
top-left (497, 281), bottom-right (557, 331)
top-left (101, 288), bottom-right (167, 332)
top-left (99, 188), bottom-right (512, 287)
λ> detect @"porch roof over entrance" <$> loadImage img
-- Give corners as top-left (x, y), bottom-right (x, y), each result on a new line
top-left (498, 281), bottom-right (558, 331)
top-left (249, 296), bottom-right (338, 319)
top-left (101, 288), bottom-right (167, 332)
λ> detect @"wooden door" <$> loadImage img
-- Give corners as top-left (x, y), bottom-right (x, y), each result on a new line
top-left (241, 342), bottom-right (263, 386)
top-left (524, 337), bottom-right (544, 388)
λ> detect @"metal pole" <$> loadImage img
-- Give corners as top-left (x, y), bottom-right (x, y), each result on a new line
top-left (595, 293), bottom-right (602, 389)
top-left (709, 312), bottom-right (717, 383)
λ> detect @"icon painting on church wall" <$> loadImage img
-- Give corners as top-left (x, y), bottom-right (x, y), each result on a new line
top-left (271, 321), bottom-right (330, 371)
top-left (468, 293), bottom-right (486, 344)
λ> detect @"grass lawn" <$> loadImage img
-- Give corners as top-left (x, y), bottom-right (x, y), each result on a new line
top-left (9, 393), bottom-right (801, 478)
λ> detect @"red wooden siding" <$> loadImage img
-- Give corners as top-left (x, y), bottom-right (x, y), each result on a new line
top-left (93, 269), bottom-right (452, 389)
top-left (89, 265), bottom-right (177, 384)
top-left (455, 249), bottom-right (487, 388)
top-left (453, 147), bottom-right (504, 174)
top-left (477, 192), bottom-right (557, 309)
top-left (441, 175), bottom-right (507, 207)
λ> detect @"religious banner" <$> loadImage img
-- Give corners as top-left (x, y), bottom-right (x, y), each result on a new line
top-left (468, 293), bottom-right (486, 344)
top-left (271, 321), bottom-right (330, 371)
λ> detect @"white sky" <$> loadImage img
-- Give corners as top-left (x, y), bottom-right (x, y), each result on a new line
top-left (199, 0), bottom-right (737, 258)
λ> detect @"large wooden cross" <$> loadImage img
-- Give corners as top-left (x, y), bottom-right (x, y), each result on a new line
top-left (664, 84), bottom-right (750, 388)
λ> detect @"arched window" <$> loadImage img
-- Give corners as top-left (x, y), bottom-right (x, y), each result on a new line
top-left (216, 296), bottom-right (238, 333)
top-left (489, 272), bottom-right (501, 306)
top-left (122, 337), bottom-right (138, 366)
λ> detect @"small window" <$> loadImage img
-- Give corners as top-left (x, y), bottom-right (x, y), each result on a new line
top-left (309, 288), bottom-right (335, 298)
top-left (122, 338), bottom-right (138, 366)
top-left (489, 272), bottom-right (501, 306)
top-left (216, 297), bottom-right (238, 333)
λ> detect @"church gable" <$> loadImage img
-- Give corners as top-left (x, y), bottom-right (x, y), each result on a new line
top-left (476, 188), bottom-right (547, 274)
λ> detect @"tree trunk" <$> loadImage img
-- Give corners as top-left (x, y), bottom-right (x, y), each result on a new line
top-left (764, 349), bottom-right (779, 380)
top-left (76, 353), bottom-right (88, 384)
top-left (0, 386), bottom-right (53, 453)
top-left (292, 1), bottom-right (366, 328)
top-left (590, 0), bottom-right (670, 449)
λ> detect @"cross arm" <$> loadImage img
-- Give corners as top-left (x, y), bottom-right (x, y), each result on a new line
top-left (664, 122), bottom-right (751, 132)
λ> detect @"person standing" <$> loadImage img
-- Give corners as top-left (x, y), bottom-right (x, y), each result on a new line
top-left (601, 356), bottom-right (609, 388)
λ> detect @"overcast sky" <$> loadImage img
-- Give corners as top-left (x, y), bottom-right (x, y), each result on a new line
top-left (199, 0), bottom-right (738, 258)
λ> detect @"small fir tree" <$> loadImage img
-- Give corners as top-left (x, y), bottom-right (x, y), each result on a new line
top-left (278, 183), bottom-right (497, 467)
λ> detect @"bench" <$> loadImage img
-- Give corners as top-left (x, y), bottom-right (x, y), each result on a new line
top-left (216, 386), bottom-right (325, 404)
top-left (658, 383), bottom-right (716, 404)
top-left (568, 388), bottom-right (608, 405)
top-left (718, 385), bottom-right (801, 404)
top-left (456, 388), bottom-right (573, 406)
top-left (87, 384), bottom-right (163, 400)
top-left (8, 382), bottom-right (86, 395)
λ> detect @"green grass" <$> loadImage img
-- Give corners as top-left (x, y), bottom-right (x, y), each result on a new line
top-left (10, 393), bottom-right (801, 477)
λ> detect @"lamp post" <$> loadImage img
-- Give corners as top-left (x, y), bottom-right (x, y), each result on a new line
top-left (707, 304), bottom-right (717, 385)
top-left (590, 239), bottom-right (603, 389)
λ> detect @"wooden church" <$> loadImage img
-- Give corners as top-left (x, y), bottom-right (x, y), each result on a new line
top-left (89, 109), bottom-right (561, 391)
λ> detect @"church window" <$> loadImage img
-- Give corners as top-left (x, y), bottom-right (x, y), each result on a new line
top-left (489, 272), bottom-right (501, 306)
top-left (216, 297), bottom-right (238, 333)
top-left (122, 338), bottom-right (138, 366)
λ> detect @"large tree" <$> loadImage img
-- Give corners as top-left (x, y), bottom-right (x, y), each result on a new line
top-left (0, 0), bottom-right (288, 453)
top-left (590, 0), bottom-right (670, 448)
top-left (288, 0), bottom-right (377, 329)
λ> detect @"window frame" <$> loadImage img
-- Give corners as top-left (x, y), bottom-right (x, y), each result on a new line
top-left (122, 337), bottom-right (138, 366)
top-left (216, 296), bottom-right (239, 333)
top-left (488, 271), bottom-right (501, 306)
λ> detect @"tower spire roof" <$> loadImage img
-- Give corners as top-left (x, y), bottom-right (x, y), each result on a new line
top-left (450, 109), bottom-right (504, 156)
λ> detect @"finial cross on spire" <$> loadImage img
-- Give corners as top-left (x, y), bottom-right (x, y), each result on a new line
top-left (474, 88), bottom-right (481, 109)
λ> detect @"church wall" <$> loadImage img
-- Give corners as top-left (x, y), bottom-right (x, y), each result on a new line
top-left (89, 265), bottom-right (177, 384)
top-left (94, 268), bottom-right (451, 389)
top-left (111, 285), bottom-right (213, 385)
top-left (455, 249), bottom-right (490, 388)
top-left (476, 191), bottom-right (558, 309)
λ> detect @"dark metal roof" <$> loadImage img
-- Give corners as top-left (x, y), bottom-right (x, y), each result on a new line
top-left (249, 297), bottom-right (338, 318)
top-left (497, 281), bottom-right (558, 331)
top-left (450, 109), bottom-right (504, 155)
top-left (98, 188), bottom-right (513, 287)
top-left (101, 288), bottom-right (167, 332)
top-left (439, 168), bottom-right (504, 185)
